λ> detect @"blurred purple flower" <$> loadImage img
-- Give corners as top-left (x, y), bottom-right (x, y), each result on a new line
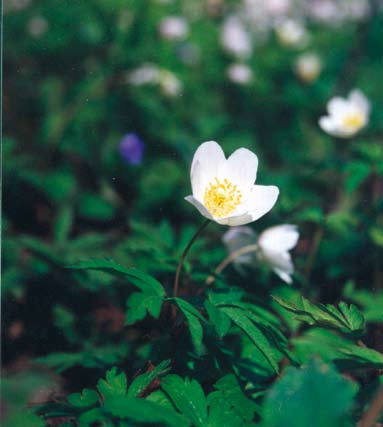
top-left (119, 133), bottom-right (145, 165)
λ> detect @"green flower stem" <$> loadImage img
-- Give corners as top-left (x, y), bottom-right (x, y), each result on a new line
top-left (206, 243), bottom-right (259, 285)
top-left (173, 219), bottom-right (210, 297)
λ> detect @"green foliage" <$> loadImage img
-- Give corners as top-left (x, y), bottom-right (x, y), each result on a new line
top-left (97, 367), bottom-right (128, 398)
top-left (162, 375), bottom-right (208, 427)
top-left (174, 298), bottom-right (207, 356)
top-left (261, 359), bottom-right (358, 427)
top-left (3, 1), bottom-right (383, 426)
top-left (273, 295), bottom-right (365, 336)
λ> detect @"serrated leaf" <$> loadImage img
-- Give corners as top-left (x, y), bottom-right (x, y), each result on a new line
top-left (207, 374), bottom-right (258, 427)
top-left (272, 295), bottom-right (365, 335)
top-left (67, 389), bottom-right (99, 408)
top-left (261, 359), bottom-right (357, 427)
top-left (67, 258), bottom-right (164, 296)
top-left (162, 375), bottom-right (208, 427)
top-left (125, 291), bottom-right (163, 325)
top-left (128, 360), bottom-right (171, 397)
top-left (97, 367), bottom-right (127, 399)
top-left (103, 395), bottom-right (190, 427)
top-left (220, 307), bottom-right (280, 373)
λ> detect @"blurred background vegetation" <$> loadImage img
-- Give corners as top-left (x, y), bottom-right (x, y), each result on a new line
top-left (2, 0), bottom-right (383, 426)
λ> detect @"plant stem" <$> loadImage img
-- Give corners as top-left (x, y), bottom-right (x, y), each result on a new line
top-left (359, 385), bottom-right (383, 427)
top-left (206, 244), bottom-right (258, 285)
top-left (173, 219), bottom-right (210, 297)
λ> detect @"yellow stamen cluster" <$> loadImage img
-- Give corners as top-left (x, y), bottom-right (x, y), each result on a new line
top-left (342, 112), bottom-right (364, 130)
top-left (204, 177), bottom-right (242, 218)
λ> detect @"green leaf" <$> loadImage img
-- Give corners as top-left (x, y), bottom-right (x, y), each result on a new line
top-left (292, 328), bottom-right (383, 370)
top-left (207, 374), bottom-right (259, 427)
top-left (261, 359), bottom-right (357, 427)
top-left (162, 375), bottom-right (208, 427)
top-left (78, 193), bottom-right (116, 221)
top-left (220, 307), bottom-right (280, 373)
top-left (128, 360), bottom-right (171, 397)
top-left (174, 298), bottom-right (205, 355)
top-left (205, 300), bottom-right (231, 338)
top-left (67, 258), bottom-right (165, 296)
top-left (272, 295), bottom-right (365, 335)
top-left (344, 161), bottom-right (371, 192)
top-left (103, 395), bottom-right (190, 427)
top-left (67, 389), bottom-right (99, 408)
top-left (97, 367), bottom-right (127, 399)
top-left (125, 291), bottom-right (164, 325)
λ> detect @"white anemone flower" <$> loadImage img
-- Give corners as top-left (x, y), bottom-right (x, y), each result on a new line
top-left (275, 19), bottom-right (308, 48)
top-left (257, 224), bottom-right (299, 284)
top-left (185, 141), bottom-right (279, 226)
top-left (294, 53), bottom-right (322, 83)
top-left (227, 63), bottom-right (253, 85)
top-left (223, 226), bottom-right (258, 268)
top-left (221, 15), bottom-right (252, 59)
top-left (319, 89), bottom-right (371, 138)
top-left (159, 16), bottom-right (189, 40)
top-left (222, 225), bottom-right (299, 283)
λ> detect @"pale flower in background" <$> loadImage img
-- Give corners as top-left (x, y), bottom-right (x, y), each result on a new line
top-left (159, 16), bottom-right (189, 40)
top-left (127, 63), bottom-right (160, 86)
top-left (126, 64), bottom-right (182, 97)
top-left (158, 70), bottom-right (183, 97)
top-left (227, 63), bottom-right (253, 85)
top-left (257, 224), bottom-right (299, 283)
top-left (221, 15), bottom-right (252, 59)
top-left (275, 19), bottom-right (309, 48)
top-left (222, 225), bottom-right (299, 283)
top-left (319, 89), bottom-right (370, 138)
top-left (265, 0), bottom-right (291, 16)
top-left (294, 53), bottom-right (322, 83)
top-left (185, 141), bottom-right (279, 226)
top-left (223, 226), bottom-right (258, 269)
top-left (28, 16), bottom-right (49, 38)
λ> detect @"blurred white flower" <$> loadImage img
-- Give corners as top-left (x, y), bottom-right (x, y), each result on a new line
top-left (222, 226), bottom-right (258, 268)
top-left (227, 63), bottom-right (253, 85)
top-left (257, 224), bottom-right (299, 283)
top-left (159, 16), bottom-right (189, 40)
top-left (185, 141), bottom-right (279, 226)
top-left (126, 63), bottom-right (160, 86)
top-left (28, 16), bottom-right (49, 38)
top-left (294, 53), bottom-right (322, 83)
top-left (307, 0), bottom-right (370, 24)
top-left (158, 70), bottom-right (183, 97)
top-left (222, 224), bottom-right (299, 283)
top-left (4, 0), bottom-right (31, 12)
top-left (221, 15), bottom-right (252, 59)
top-left (265, 0), bottom-right (291, 16)
top-left (275, 19), bottom-right (308, 48)
top-left (319, 89), bottom-right (371, 138)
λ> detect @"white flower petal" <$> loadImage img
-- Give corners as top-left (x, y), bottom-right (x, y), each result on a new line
top-left (274, 268), bottom-right (293, 284)
top-left (190, 141), bottom-right (226, 200)
top-left (222, 226), bottom-right (257, 264)
top-left (246, 185), bottom-right (279, 222)
top-left (319, 116), bottom-right (350, 137)
top-left (258, 224), bottom-right (299, 252)
top-left (224, 148), bottom-right (258, 192)
top-left (220, 213), bottom-right (254, 226)
top-left (349, 89), bottom-right (370, 115)
top-left (327, 97), bottom-right (349, 116)
top-left (184, 195), bottom-right (213, 220)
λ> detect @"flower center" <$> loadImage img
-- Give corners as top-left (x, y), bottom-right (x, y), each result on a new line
top-left (342, 112), bottom-right (364, 130)
top-left (204, 177), bottom-right (243, 218)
